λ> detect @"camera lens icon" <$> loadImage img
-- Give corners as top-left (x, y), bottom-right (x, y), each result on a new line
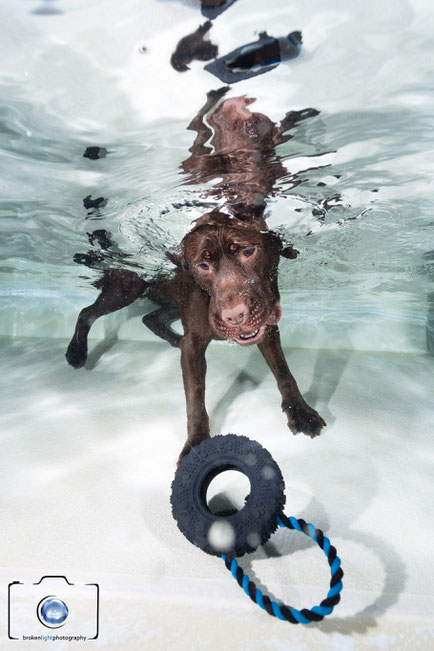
top-left (37, 597), bottom-right (69, 628)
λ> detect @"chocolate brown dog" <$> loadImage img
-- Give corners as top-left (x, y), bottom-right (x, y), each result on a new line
top-left (66, 91), bottom-right (325, 463)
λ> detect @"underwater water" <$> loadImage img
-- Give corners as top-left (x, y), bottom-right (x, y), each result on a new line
top-left (0, 0), bottom-right (433, 353)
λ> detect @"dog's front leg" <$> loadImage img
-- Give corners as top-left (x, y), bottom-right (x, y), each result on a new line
top-left (66, 269), bottom-right (147, 369)
top-left (178, 332), bottom-right (212, 465)
top-left (258, 326), bottom-right (326, 438)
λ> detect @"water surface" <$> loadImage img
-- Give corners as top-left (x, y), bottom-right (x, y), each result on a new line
top-left (0, 0), bottom-right (433, 352)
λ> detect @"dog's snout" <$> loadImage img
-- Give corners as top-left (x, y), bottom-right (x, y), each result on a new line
top-left (221, 303), bottom-right (248, 327)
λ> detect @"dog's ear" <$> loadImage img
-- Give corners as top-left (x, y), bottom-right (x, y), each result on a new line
top-left (265, 231), bottom-right (299, 259)
top-left (166, 245), bottom-right (188, 269)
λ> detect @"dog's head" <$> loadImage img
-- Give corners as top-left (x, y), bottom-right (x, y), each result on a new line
top-left (169, 210), bottom-right (297, 345)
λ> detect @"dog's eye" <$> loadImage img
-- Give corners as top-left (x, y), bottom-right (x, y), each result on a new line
top-left (198, 262), bottom-right (209, 270)
top-left (244, 248), bottom-right (256, 257)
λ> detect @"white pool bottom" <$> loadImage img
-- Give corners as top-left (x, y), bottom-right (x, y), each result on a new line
top-left (0, 336), bottom-right (433, 649)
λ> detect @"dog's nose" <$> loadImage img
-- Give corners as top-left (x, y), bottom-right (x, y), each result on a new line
top-left (221, 303), bottom-right (248, 327)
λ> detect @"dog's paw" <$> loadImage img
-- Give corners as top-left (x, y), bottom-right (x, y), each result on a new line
top-left (65, 339), bottom-right (88, 369)
top-left (283, 402), bottom-right (326, 439)
top-left (176, 434), bottom-right (211, 467)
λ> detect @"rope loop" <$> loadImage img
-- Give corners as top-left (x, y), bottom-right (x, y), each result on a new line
top-left (222, 512), bottom-right (343, 624)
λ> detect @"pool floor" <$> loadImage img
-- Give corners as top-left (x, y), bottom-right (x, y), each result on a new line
top-left (0, 336), bottom-right (432, 648)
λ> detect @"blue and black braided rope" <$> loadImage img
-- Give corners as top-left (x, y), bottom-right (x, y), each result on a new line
top-left (222, 512), bottom-right (344, 624)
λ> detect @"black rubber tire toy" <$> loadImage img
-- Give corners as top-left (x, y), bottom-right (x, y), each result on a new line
top-left (171, 434), bottom-right (285, 557)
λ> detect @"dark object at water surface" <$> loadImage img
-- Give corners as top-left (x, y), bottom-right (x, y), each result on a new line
top-left (83, 195), bottom-right (107, 211)
top-left (171, 20), bottom-right (218, 72)
top-left (201, 0), bottom-right (239, 19)
top-left (205, 31), bottom-right (302, 83)
top-left (83, 146), bottom-right (107, 160)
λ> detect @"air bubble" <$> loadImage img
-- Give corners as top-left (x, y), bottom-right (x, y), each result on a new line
top-left (208, 520), bottom-right (236, 552)
top-left (262, 465), bottom-right (276, 480)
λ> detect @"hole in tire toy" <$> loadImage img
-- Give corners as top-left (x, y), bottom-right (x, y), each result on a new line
top-left (171, 434), bottom-right (344, 624)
